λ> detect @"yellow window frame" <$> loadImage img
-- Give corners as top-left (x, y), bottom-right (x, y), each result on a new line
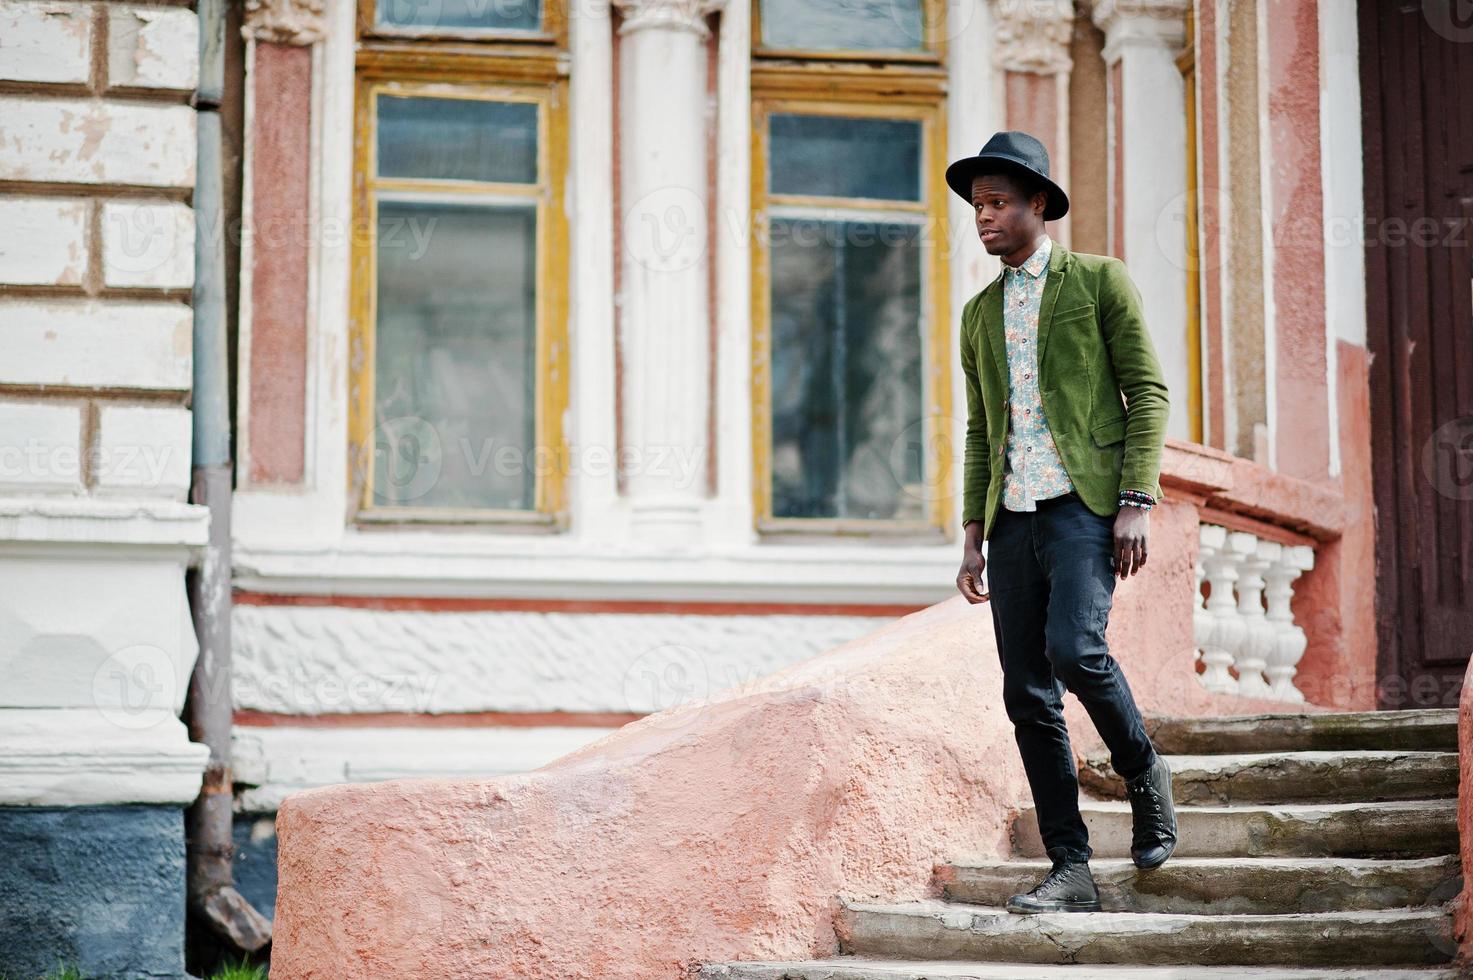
top-left (356, 0), bottom-right (568, 47)
top-left (749, 85), bottom-right (953, 538)
top-left (750, 0), bottom-right (948, 64)
top-left (348, 49), bottom-right (570, 526)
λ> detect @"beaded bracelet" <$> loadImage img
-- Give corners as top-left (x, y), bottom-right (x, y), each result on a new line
top-left (1118, 489), bottom-right (1156, 511)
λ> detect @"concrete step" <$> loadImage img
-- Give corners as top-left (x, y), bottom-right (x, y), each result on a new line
top-left (1079, 750), bottom-right (1458, 805)
top-left (938, 856), bottom-right (1462, 914)
top-left (1012, 799), bottom-right (1457, 859)
top-left (702, 961), bottom-right (1463, 980)
top-left (838, 899), bottom-right (1453, 967)
top-left (1146, 710), bottom-right (1457, 756)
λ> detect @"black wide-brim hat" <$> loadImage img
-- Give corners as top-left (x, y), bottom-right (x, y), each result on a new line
top-left (945, 130), bottom-right (1070, 221)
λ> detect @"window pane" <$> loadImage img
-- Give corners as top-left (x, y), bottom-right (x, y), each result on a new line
top-left (759, 0), bottom-right (924, 51)
top-left (770, 114), bottom-right (921, 201)
top-left (373, 199), bottom-right (538, 511)
top-left (769, 217), bottom-right (924, 520)
top-left (377, 95), bottom-right (538, 184)
top-left (375, 0), bottom-right (541, 33)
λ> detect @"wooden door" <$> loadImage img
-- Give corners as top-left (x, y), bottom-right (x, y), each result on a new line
top-left (1360, 0), bottom-right (1473, 708)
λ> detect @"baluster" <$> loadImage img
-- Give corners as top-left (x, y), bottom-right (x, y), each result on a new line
top-left (1264, 544), bottom-right (1314, 702)
top-left (1233, 538), bottom-right (1278, 698)
top-left (1197, 525), bottom-right (1245, 694)
top-left (1193, 528), bottom-right (1215, 681)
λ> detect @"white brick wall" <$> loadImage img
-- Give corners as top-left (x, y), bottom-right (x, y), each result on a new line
top-left (0, 299), bottom-right (193, 390)
top-left (0, 400), bottom-right (84, 494)
top-left (0, 1), bottom-right (92, 85)
top-left (0, 0), bottom-right (209, 821)
top-left (94, 404), bottom-right (192, 499)
top-left (0, 197), bottom-right (89, 287)
top-left (107, 6), bottom-right (198, 92)
top-left (102, 200), bottom-right (195, 290)
top-left (0, 97), bottom-right (196, 188)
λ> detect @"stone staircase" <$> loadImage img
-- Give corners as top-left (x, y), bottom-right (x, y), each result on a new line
top-left (701, 709), bottom-right (1464, 979)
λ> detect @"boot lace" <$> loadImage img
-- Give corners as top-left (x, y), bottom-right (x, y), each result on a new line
top-left (1032, 861), bottom-right (1081, 898)
top-left (1127, 768), bottom-right (1171, 846)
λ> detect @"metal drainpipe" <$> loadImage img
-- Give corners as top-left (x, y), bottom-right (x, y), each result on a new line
top-left (185, 0), bottom-right (271, 954)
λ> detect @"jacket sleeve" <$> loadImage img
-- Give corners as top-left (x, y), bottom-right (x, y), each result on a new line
top-left (1098, 259), bottom-right (1170, 501)
top-left (959, 297), bottom-right (991, 528)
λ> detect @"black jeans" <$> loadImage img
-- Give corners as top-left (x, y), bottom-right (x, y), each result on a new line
top-left (987, 490), bottom-right (1156, 864)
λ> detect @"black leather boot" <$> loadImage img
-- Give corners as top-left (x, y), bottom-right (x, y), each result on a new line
top-left (1125, 753), bottom-right (1178, 870)
top-left (1005, 855), bottom-right (1101, 914)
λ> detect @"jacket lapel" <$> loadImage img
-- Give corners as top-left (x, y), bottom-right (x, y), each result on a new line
top-left (1033, 242), bottom-right (1070, 376)
top-left (981, 274), bottom-right (1007, 392)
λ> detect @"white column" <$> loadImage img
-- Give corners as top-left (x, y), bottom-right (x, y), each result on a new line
top-left (1093, 0), bottom-right (1190, 440)
top-left (614, 0), bottom-right (724, 546)
top-left (0, 0), bottom-right (211, 807)
top-left (1264, 544), bottom-right (1314, 702)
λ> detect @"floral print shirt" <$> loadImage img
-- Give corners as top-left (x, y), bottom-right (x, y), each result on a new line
top-left (1000, 236), bottom-right (1076, 511)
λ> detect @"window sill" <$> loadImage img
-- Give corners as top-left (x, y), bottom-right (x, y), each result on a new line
top-left (353, 507), bottom-right (565, 534)
top-left (231, 531), bottom-right (961, 605)
top-left (755, 516), bottom-right (949, 546)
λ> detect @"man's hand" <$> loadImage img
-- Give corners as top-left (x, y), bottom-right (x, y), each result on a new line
top-left (957, 521), bottom-right (989, 603)
top-left (1113, 506), bottom-right (1150, 579)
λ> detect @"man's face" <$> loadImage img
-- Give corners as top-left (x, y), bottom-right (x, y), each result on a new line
top-left (970, 172), bottom-right (1047, 260)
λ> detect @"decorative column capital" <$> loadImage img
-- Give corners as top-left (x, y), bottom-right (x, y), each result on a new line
top-left (613, 0), bottom-right (726, 37)
top-left (242, 0), bottom-right (327, 45)
top-left (988, 0), bottom-right (1075, 75)
top-left (1091, 0), bottom-right (1187, 61)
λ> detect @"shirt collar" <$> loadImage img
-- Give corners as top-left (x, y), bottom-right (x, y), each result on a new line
top-left (1007, 235), bottom-right (1052, 280)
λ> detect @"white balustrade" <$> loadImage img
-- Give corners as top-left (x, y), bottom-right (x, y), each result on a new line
top-left (1195, 523), bottom-right (1316, 702)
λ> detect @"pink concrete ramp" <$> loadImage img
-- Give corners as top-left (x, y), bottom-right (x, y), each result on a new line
top-left (271, 510), bottom-right (1289, 979)
top-left (1455, 655), bottom-right (1473, 962)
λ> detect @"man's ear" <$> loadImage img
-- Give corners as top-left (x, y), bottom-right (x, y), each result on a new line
top-left (1032, 191), bottom-right (1049, 217)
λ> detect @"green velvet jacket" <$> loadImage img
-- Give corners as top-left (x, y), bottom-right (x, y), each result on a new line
top-left (959, 242), bottom-right (1170, 540)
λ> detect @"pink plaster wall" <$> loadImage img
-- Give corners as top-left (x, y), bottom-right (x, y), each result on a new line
top-left (247, 41), bottom-right (311, 485)
top-left (1005, 72), bottom-right (1067, 244)
top-left (273, 599), bottom-right (1028, 978)
top-left (1005, 71), bottom-right (1061, 172)
top-left (1006, 71), bottom-right (1056, 135)
top-left (1456, 654), bottom-right (1473, 962)
top-left (1264, 0), bottom-right (1329, 481)
top-left (272, 522), bottom-right (1296, 978)
top-left (1294, 341), bottom-right (1378, 709)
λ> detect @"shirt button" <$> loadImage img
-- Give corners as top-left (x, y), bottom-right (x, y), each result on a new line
top-left (1024, 373), bottom-right (1031, 380)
